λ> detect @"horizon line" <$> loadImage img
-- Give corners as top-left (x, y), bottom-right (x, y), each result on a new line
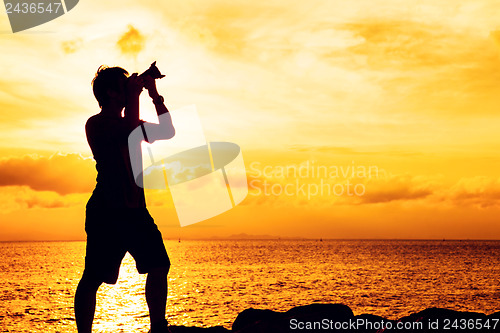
top-left (1, 237), bottom-right (500, 243)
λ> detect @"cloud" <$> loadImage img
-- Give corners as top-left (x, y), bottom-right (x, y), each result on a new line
top-left (0, 186), bottom-right (86, 213)
top-left (244, 160), bottom-right (500, 208)
top-left (166, 0), bottom-right (500, 118)
top-left (61, 38), bottom-right (83, 54)
top-left (339, 19), bottom-right (500, 117)
top-left (289, 145), bottom-right (424, 157)
top-left (361, 174), bottom-right (435, 204)
top-left (447, 176), bottom-right (500, 208)
top-left (245, 161), bottom-right (418, 206)
top-left (116, 25), bottom-right (146, 57)
top-left (2, 151), bottom-right (496, 211)
top-left (491, 30), bottom-right (500, 48)
top-left (163, 1), bottom-right (275, 57)
top-left (341, 20), bottom-right (447, 69)
top-left (0, 153), bottom-right (95, 194)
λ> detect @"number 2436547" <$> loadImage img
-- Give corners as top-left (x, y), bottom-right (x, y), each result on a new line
top-left (5, 2), bottom-right (62, 14)
top-left (443, 318), bottom-right (498, 330)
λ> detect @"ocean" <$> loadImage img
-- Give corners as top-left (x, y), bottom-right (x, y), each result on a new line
top-left (1, 240), bottom-right (499, 332)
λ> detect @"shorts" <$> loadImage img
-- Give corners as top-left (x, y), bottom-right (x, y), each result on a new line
top-left (84, 205), bottom-right (170, 284)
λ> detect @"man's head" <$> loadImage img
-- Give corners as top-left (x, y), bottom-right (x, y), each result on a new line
top-left (92, 66), bottom-right (129, 108)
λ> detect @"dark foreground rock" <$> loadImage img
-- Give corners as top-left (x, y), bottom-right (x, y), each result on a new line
top-left (169, 304), bottom-right (500, 332)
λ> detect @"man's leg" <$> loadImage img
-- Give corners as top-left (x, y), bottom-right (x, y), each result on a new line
top-left (74, 271), bottom-right (103, 333)
top-left (145, 266), bottom-right (169, 327)
top-left (129, 208), bottom-right (171, 331)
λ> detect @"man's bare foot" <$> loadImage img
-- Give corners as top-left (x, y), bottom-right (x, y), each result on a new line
top-left (149, 319), bottom-right (171, 333)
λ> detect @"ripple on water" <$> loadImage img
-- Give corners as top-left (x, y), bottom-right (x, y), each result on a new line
top-left (1, 240), bottom-right (500, 332)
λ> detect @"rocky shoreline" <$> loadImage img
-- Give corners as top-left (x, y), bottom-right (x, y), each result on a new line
top-left (168, 303), bottom-right (500, 332)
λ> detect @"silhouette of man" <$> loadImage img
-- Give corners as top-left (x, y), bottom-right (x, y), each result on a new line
top-left (75, 66), bottom-right (175, 333)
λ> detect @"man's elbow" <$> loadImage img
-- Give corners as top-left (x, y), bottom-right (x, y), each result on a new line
top-left (147, 125), bottom-right (175, 144)
top-left (162, 124), bottom-right (175, 140)
top-left (168, 126), bottom-right (175, 139)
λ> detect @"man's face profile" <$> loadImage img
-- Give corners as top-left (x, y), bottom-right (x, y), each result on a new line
top-left (107, 75), bottom-right (128, 108)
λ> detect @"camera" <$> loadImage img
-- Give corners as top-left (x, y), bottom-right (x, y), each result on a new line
top-left (138, 61), bottom-right (165, 80)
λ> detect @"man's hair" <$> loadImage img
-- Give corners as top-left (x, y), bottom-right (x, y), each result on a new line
top-left (91, 66), bottom-right (129, 107)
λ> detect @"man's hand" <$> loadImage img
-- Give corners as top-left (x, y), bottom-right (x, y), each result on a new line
top-left (143, 76), bottom-right (160, 99)
top-left (127, 73), bottom-right (144, 97)
top-left (124, 73), bottom-right (143, 124)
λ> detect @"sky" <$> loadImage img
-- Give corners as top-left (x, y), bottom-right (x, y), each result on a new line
top-left (1, 0), bottom-right (500, 240)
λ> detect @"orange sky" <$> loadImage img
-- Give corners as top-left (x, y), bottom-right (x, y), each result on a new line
top-left (1, 0), bottom-right (500, 240)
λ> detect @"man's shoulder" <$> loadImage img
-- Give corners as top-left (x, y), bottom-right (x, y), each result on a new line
top-left (85, 113), bottom-right (110, 138)
top-left (86, 113), bottom-right (119, 130)
top-left (86, 113), bottom-right (102, 128)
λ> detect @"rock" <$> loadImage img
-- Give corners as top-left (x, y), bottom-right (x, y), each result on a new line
top-left (232, 308), bottom-right (283, 332)
top-left (171, 304), bottom-right (499, 332)
top-left (353, 313), bottom-right (395, 332)
top-left (401, 307), bottom-right (487, 322)
top-left (233, 303), bottom-right (353, 333)
top-left (286, 303), bottom-right (353, 319)
top-left (394, 308), bottom-right (493, 332)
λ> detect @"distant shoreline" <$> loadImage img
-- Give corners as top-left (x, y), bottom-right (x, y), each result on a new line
top-left (1, 238), bottom-right (500, 243)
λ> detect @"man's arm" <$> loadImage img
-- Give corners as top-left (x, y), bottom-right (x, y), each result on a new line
top-left (145, 77), bottom-right (169, 116)
top-left (142, 76), bottom-right (175, 142)
top-left (124, 73), bottom-right (144, 129)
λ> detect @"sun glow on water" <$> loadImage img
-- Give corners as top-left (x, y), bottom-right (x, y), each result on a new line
top-left (1, 240), bottom-right (500, 332)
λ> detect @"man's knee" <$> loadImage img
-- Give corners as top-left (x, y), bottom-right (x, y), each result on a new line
top-left (149, 264), bottom-right (170, 277)
top-left (78, 271), bottom-right (103, 291)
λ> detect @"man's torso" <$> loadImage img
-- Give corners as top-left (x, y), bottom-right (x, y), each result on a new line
top-left (86, 113), bottom-right (145, 208)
